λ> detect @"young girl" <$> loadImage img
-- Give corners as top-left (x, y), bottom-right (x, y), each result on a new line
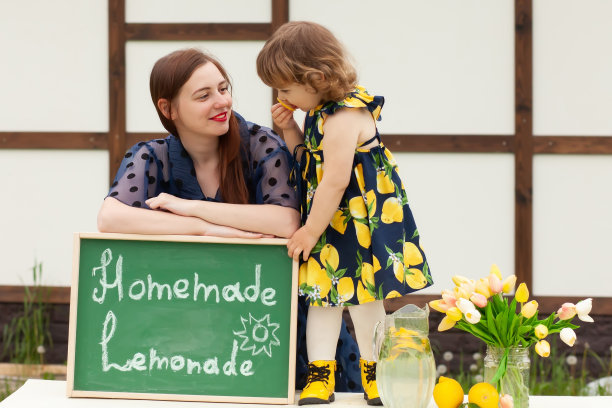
top-left (257, 22), bottom-right (433, 405)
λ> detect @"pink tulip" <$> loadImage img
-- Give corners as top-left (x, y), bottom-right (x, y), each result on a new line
top-left (470, 293), bottom-right (488, 308)
top-left (488, 273), bottom-right (503, 294)
top-left (442, 290), bottom-right (457, 308)
top-left (499, 394), bottom-right (514, 408)
top-left (429, 299), bottom-right (449, 313)
top-left (557, 303), bottom-right (577, 320)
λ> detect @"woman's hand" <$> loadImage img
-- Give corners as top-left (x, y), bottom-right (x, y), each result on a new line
top-left (146, 193), bottom-right (196, 217)
top-left (204, 224), bottom-right (264, 239)
top-left (287, 224), bottom-right (319, 261)
top-left (271, 103), bottom-right (299, 131)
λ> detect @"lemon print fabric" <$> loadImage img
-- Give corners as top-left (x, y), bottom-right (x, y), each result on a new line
top-left (293, 86), bottom-right (433, 306)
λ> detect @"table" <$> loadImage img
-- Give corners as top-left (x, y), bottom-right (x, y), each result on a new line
top-left (2, 380), bottom-right (612, 407)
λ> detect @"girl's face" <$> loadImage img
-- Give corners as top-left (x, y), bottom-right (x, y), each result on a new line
top-left (170, 62), bottom-right (232, 139)
top-left (277, 82), bottom-right (325, 112)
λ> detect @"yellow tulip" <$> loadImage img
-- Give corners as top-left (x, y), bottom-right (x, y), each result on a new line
top-left (535, 340), bottom-right (550, 357)
top-left (474, 279), bottom-right (491, 298)
top-left (502, 275), bottom-right (517, 293)
top-left (438, 315), bottom-right (456, 331)
top-left (515, 283), bottom-right (529, 303)
top-left (521, 300), bottom-right (538, 318)
top-left (429, 299), bottom-right (449, 313)
top-left (490, 264), bottom-right (503, 280)
top-left (452, 275), bottom-right (472, 286)
top-left (534, 324), bottom-right (548, 339)
top-left (446, 307), bottom-right (462, 322)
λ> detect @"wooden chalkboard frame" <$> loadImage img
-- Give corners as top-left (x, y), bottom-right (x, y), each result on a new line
top-left (67, 232), bottom-right (298, 404)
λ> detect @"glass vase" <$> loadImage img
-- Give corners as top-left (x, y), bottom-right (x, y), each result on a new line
top-left (484, 345), bottom-right (530, 408)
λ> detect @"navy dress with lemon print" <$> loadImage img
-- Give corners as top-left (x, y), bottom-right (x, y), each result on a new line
top-left (295, 86), bottom-right (433, 307)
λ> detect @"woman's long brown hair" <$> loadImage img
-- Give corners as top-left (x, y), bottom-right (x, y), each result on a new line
top-left (150, 49), bottom-right (249, 204)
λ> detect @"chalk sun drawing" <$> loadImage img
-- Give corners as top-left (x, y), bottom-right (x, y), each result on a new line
top-left (233, 314), bottom-right (280, 358)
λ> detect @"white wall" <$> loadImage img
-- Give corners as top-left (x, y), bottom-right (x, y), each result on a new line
top-left (1, 1), bottom-right (610, 298)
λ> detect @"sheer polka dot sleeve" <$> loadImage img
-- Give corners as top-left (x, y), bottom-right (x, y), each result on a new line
top-left (107, 140), bottom-right (169, 208)
top-left (248, 125), bottom-right (298, 209)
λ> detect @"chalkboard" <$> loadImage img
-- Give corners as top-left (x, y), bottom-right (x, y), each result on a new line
top-left (67, 233), bottom-right (298, 404)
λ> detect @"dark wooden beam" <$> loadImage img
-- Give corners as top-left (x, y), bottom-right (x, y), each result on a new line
top-left (271, 0), bottom-right (289, 31)
top-left (0, 286), bottom-right (70, 305)
top-left (108, 0), bottom-right (127, 184)
top-left (125, 23), bottom-right (272, 41)
top-left (514, 0), bottom-right (533, 289)
top-left (381, 135), bottom-right (514, 153)
top-left (0, 132), bottom-right (107, 149)
top-left (534, 136), bottom-right (612, 154)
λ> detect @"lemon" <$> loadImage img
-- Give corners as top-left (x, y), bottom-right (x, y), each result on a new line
top-left (381, 197), bottom-right (403, 224)
top-left (354, 220), bottom-right (371, 248)
top-left (337, 277), bottom-right (355, 303)
top-left (405, 268), bottom-right (428, 289)
top-left (403, 242), bottom-right (423, 267)
top-left (376, 170), bottom-right (395, 194)
top-left (330, 210), bottom-right (347, 234)
top-left (361, 262), bottom-right (375, 286)
top-left (354, 164), bottom-right (366, 191)
top-left (468, 382), bottom-right (499, 408)
top-left (320, 244), bottom-right (339, 271)
top-left (433, 376), bottom-right (464, 408)
top-left (393, 259), bottom-right (405, 283)
top-left (357, 281), bottom-right (375, 303)
top-left (349, 196), bottom-right (367, 219)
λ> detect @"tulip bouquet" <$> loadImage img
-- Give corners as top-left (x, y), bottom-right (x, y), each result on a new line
top-left (429, 265), bottom-right (593, 408)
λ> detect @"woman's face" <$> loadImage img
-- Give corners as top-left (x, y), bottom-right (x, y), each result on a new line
top-left (170, 62), bottom-right (232, 139)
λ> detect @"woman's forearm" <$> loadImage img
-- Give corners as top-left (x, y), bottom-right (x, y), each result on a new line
top-left (97, 197), bottom-right (208, 235)
top-left (189, 201), bottom-right (300, 238)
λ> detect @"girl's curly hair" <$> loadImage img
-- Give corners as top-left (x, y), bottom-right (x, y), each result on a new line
top-left (256, 21), bottom-right (357, 102)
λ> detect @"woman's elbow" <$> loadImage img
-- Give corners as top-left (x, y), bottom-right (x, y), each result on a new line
top-left (97, 198), bottom-right (120, 233)
top-left (278, 209), bottom-right (301, 238)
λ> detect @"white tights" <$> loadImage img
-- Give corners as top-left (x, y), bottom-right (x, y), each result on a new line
top-left (306, 300), bottom-right (386, 362)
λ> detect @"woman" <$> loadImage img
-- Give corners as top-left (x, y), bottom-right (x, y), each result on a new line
top-left (98, 48), bottom-right (300, 237)
top-left (97, 48), bottom-right (362, 394)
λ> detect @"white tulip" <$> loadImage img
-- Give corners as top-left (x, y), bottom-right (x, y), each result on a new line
top-left (465, 309), bottom-right (482, 324)
top-left (560, 327), bottom-right (577, 346)
top-left (456, 298), bottom-right (476, 314)
top-left (575, 298), bottom-right (594, 322)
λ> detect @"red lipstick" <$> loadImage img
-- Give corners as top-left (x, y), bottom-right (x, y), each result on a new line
top-left (211, 112), bottom-right (228, 122)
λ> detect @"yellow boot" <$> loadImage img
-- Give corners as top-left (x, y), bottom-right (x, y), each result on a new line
top-left (360, 359), bottom-right (382, 406)
top-left (298, 360), bottom-right (336, 405)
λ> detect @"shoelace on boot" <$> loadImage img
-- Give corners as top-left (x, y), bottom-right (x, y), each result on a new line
top-left (364, 362), bottom-right (377, 384)
top-left (305, 363), bottom-right (331, 386)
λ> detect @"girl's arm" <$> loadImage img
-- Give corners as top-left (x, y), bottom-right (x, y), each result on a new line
top-left (287, 108), bottom-right (370, 260)
top-left (97, 197), bottom-right (264, 238)
top-left (145, 195), bottom-right (301, 238)
top-left (271, 103), bottom-right (303, 153)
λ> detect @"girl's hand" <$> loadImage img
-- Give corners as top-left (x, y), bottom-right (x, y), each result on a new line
top-left (271, 103), bottom-right (298, 131)
top-left (287, 224), bottom-right (319, 261)
top-left (146, 193), bottom-right (195, 217)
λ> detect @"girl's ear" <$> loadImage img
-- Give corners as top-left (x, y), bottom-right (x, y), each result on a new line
top-left (157, 98), bottom-right (172, 119)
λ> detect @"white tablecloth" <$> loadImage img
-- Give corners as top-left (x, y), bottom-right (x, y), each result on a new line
top-left (2, 380), bottom-right (612, 407)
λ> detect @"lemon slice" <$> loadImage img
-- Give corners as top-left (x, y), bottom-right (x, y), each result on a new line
top-left (277, 98), bottom-right (295, 111)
